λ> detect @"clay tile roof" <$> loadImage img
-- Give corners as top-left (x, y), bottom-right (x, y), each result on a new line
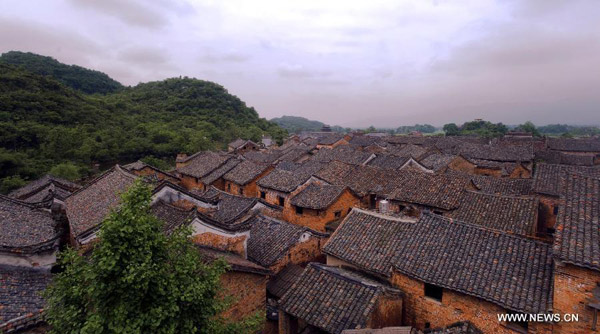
top-left (348, 136), bottom-right (384, 147)
top-left (532, 163), bottom-right (600, 197)
top-left (389, 170), bottom-right (469, 210)
top-left (267, 264), bottom-right (304, 299)
top-left (470, 174), bottom-right (533, 196)
top-left (223, 160), bottom-right (270, 185)
top-left (247, 215), bottom-right (325, 267)
top-left (150, 200), bottom-right (196, 234)
top-left (200, 158), bottom-right (242, 185)
top-left (314, 161), bottom-right (357, 184)
top-left (211, 191), bottom-right (257, 224)
top-left (312, 146), bottom-right (373, 165)
top-left (418, 154), bottom-right (457, 172)
top-left (196, 245), bottom-right (269, 275)
top-left (384, 136), bottom-right (430, 146)
top-left (279, 263), bottom-right (402, 334)
top-left (228, 138), bottom-right (248, 149)
top-left (243, 151), bottom-right (282, 164)
top-left (547, 137), bottom-right (600, 152)
top-left (324, 209), bottom-right (416, 276)
top-left (0, 265), bottom-right (51, 324)
top-left (457, 143), bottom-right (533, 162)
top-left (257, 169), bottom-right (311, 193)
top-left (535, 150), bottom-right (595, 166)
top-left (290, 183), bottom-right (347, 210)
top-left (449, 191), bottom-right (538, 236)
top-left (177, 152), bottom-right (231, 178)
top-left (0, 195), bottom-right (58, 253)
top-left (8, 174), bottom-right (81, 202)
top-left (554, 173), bottom-right (600, 271)
top-left (277, 147), bottom-right (311, 162)
top-left (388, 144), bottom-right (428, 159)
top-left (318, 133), bottom-right (345, 145)
top-left (392, 213), bottom-right (554, 314)
top-left (65, 165), bottom-right (137, 240)
top-left (367, 154), bottom-right (410, 170)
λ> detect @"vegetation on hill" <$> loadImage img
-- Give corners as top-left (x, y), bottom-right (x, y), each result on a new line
top-left (538, 124), bottom-right (600, 137)
top-left (271, 115), bottom-right (328, 133)
top-left (443, 120), bottom-right (508, 137)
top-left (0, 52), bottom-right (287, 193)
top-left (45, 181), bottom-right (260, 334)
top-left (0, 51), bottom-right (124, 94)
top-left (395, 124), bottom-right (437, 134)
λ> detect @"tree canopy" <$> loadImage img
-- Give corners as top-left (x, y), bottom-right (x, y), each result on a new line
top-left (44, 181), bottom-right (260, 334)
top-left (443, 120), bottom-right (507, 137)
top-left (0, 52), bottom-right (287, 193)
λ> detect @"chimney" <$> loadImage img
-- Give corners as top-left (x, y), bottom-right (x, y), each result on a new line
top-left (379, 199), bottom-right (390, 214)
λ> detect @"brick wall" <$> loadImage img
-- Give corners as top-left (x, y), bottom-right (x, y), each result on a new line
top-left (268, 236), bottom-right (327, 274)
top-left (220, 271), bottom-right (267, 322)
top-left (282, 190), bottom-right (361, 232)
top-left (224, 168), bottom-right (273, 198)
top-left (192, 232), bottom-right (247, 257)
top-left (391, 270), bottom-right (552, 334)
top-left (179, 174), bottom-right (204, 190)
top-left (447, 157), bottom-right (476, 174)
top-left (553, 263), bottom-right (600, 334)
top-left (367, 295), bottom-right (404, 329)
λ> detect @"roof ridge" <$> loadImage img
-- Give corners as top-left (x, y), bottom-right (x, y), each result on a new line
top-left (350, 207), bottom-right (418, 223)
top-left (309, 263), bottom-right (395, 291)
top-left (463, 189), bottom-right (538, 201)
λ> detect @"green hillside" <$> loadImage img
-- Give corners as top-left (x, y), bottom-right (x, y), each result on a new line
top-left (0, 51), bottom-right (124, 94)
top-left (271, 115), bottom-right (327, 133)
top-left (0, 53), bottom-right (287, 193)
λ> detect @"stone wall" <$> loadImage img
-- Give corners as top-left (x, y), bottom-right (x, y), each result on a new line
top-left (220, 271), bottom-right (267, 322)
top-left (269, 236), bottom-right (327, 274)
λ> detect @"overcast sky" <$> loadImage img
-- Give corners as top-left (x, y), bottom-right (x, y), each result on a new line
top-left (1, 0), bottom-right (598, 127)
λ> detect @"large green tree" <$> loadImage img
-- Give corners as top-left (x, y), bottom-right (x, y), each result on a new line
top-left (44, 181), bottom-right (260, 334)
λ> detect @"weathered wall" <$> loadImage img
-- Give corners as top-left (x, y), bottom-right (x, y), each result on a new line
top-left (367, 295), bottom-right (404, 329)
top-left (391, 270), bottom-right (552, 334)
top-left (269, 236), bottom-right (327, 274)
top-left (220, 271), bottom-right (267, 322)
top-left (283, 190), bottom-right (360, 232)
top-left (447, 157), bottom-right (476, 174)
top-left (553, 263), bottom-right (600, 334)
top-left (179, 174), bottom-right (204, 190)
top-left (192, 232), bottom-right (247, 257)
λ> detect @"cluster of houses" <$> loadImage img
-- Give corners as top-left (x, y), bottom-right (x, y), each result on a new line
top-left (2, 129), bottom-right (600, 334)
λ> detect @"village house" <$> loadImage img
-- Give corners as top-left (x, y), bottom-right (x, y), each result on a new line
top-left (228, 138), bottom-right (261, 153)
top-left (122, 160), bottom-right (180, 183)
top-left (285, 183), bottom-right (361, 232)
top-left (311, 145), bottom-right (375, 165)
top-left (323, 209), bottom-right (555, 334)
top-left (278, 263), bottom-right (404, 334)
top-left (256, 161), bottom-right (326, 208)
top-left (175, 151), bottom-right (235, 190)
top-left (448, 190), bottom-right (539, 237)
top-left (7, 174), bottom-right (81, 206)
top-left (546, 137), bottom-right (600, 165)
top-left (532, 163), bottom-right (600, 237)
top-left (222, 160), bottom-right (274, 197)
top-left (552, 173), bottom-right (600, 334)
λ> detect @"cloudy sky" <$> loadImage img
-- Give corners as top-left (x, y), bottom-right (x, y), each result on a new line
top-left (1, 0), bottom-right (599, 127)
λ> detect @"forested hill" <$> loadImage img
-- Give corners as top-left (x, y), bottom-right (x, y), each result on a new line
top-left (0, 51), bottom-right (123, 94)
top-left (0, 52), bottom-right (287, 193)
top-left (271, 115), bottom-right (327, 133)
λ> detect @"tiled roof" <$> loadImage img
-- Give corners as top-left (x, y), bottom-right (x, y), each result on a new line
top-left (290, 183), bottom-right (347, 210)
top-left (457, 143), bottom-right (533, 162)
top-left (311, 146), bottom-right (373, 165)
top-left (267, 264), bottom-right (304, 299)
top-left (65, 165), bottom-right (137, 240)
top-left (223, 160), bottom-right (270, 185)
top-left (554, 173), bottom-right (600, 271)
top-left (257, 169), bottom-right (311, 193)
top-left (0, 195), bottom-right (58, 253)
top-left (424, 322), bottom-right (481, 334)
top-left (323, 209), bottom-right (415, 277)
top-left (532, 163), bottom-right (600, 196)
top-left (348, 136), bottom-right (384, 148)
top-left (228, 138), bottom-right (248, 149)
top-left (344, 166), bottom-right (401, 197)
top-left (418, 154), bottom-right (457, 172)
top-left (247, 215), bottom-right (324, 267)
top-left (445, 170), bottom-right (533, 196)
top-left (535, 150), bottom-right (595, 166)
top-left (388, 144), bottom-right (428, 159)
top-left (150, 200), bottom-right (196, 234)
top-left (392, 213), bottom-right (554, 314)
top-left (8, 174), bottom-right (81, 202)
top-left (313, 160), bottom-right (356, 185)
top-left (243, 151), bottom-right (282, 164)
top-left (547, 137), bottom-right (600, 152)
top-left (196, 245), bottom-right (269, 275)
top-left (318, 133), bottom-right (346, 145)
top-left (277, 147), bottom-right (312, 162)
top-left (279, 263), bottom-right (403, 334)
top-left (389, 170), bottom-right (469, 210)
top-left (449, 191), bottom-right (538, 236)
top-left (200, 158), bottom-right (241, 185)
top-left (177, 152), bottom-right (231, 178)
top-left (211, 191), bottom-right (257, 224)
top-left (0, 265), bottom-right (51, 323)
top-left (366, 155), bottom-right (410, 170)
top-left (468, 159), bottom-right (524, 176)
top-left (383, 136), bottom-right (431, 146)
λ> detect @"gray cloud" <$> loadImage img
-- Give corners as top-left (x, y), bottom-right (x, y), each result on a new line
top-left (67, 0), bottom-right (168, 29)
top-left (118, 46), bottom-right (170, 65)
top-left (197, 50), bottom-right (250, 64)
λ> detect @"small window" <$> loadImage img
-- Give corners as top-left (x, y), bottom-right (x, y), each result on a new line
top-left (296, 206), bottom-right (303, 214)
top-left (227, 184), bottom-right (231, 192)
top-left (278, 196), bottom-right (285, 206)
top-left (334, 210), bottom-right (341, 218)
top-left (553, 206), bottom-right (559, 215)
top-left (260, 191), bottom-right (266, 199)
top-left (239, 187), bottom-right (244, 195)
top-left (347, 208), bottom-right (352, 214)
top-left (424, 283), bottom-right (443, 302)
